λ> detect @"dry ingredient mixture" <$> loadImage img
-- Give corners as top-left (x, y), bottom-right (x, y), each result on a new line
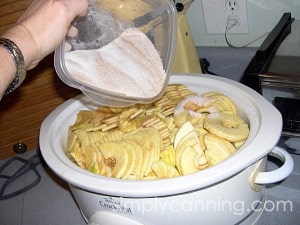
top-left (65, 27), bottom-right (166, 98)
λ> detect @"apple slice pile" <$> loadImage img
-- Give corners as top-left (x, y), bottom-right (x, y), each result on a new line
top-left (67, 85), bottom-right (249, 179)
top-left (174, 121), bottom-right (208, 175)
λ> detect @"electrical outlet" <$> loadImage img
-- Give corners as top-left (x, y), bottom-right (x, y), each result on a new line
top-left (201, 0), bottom-right (249, 34)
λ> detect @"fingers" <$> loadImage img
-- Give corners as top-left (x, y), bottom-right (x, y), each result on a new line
top-left (64, 0), bottom-right (88, 19)
top-left (7, 0), bottom-right (89, 71)
top-left (64, 42), bottom-right (72, 52)
top-left (78, 0), bottom-right (89, 17)
top-left (68, 25), bottom-right (79, 37)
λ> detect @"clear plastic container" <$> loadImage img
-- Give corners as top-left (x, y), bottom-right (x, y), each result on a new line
top-left (54, 0), bottom-right (177, 106)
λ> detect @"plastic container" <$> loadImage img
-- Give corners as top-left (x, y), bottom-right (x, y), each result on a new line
top-left (54, 0), bottom-right (177, 106)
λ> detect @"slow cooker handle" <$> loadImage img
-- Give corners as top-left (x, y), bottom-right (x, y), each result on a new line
top-left (254, 146), bottom-right (294, 185)
top-left (87, 211), bottom-right (144, 225)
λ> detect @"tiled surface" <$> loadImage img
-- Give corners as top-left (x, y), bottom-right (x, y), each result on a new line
top-left (0, 151), bottom-right (86, 225)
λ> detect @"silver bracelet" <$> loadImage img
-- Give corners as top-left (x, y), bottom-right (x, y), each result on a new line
top-left (0, 38), bottom-right (26, 95)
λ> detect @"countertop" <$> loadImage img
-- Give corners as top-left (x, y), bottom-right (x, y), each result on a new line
top-left (0, 148), bottom-right (299, 225)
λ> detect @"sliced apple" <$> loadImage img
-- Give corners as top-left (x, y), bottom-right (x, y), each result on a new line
top-left (141, 144), bottom-right (151, 178)
top-left (67, 130), bottom-right (78, 153)
top-left (204, 133), bottom-right (235, 166)
top-left (174, 121), bottom-right (195, 149)
top-left (179, 146), bottom-right (200, 175)
top-left (85, 145), bottom-right (99, 173)
top-left (123, 140), bottom-right (143, 179)
top-left (97, 141), bottom-right (130, 179)
top-left (97, 160), bottom-right (112, 177)
top-left (175, 131), bottom-right (198, 172)
top-left (160, 145), bottom-right (176, 167)
top-left (74, 129), bottom-right (90, 155)
top-left (69, 150), bottom-right (86, 169)
top-left (174, 121), bottom-right (208, 175)
top-left (124, 127), bottom-right (162, 177)
top-left (152, 161), bottom-right (180, 178)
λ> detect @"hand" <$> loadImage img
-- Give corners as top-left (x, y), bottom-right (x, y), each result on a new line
top-left (2, 0), bottom-right (88, 70)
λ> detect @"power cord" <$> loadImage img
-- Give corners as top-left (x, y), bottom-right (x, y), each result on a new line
top-left (0, 153), bottom-right (42, 200)
top-left (200, 58), bottom-right (219, 76)
top-left (225, 16), bottom-right (270, 48)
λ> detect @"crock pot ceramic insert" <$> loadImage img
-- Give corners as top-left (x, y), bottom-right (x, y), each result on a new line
top-left (40, 74), bottom-right (293, 225)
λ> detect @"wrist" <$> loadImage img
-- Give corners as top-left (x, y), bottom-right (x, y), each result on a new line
top-left (0, 38), bottom-right (26, 95)
top-left (0, 47), bottom-right (16, 97)
top-left (2, 23), bottom-right (38, 70)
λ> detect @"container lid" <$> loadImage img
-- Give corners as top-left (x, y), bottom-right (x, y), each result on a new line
top-left (54, 0), bottom-right (177, 106)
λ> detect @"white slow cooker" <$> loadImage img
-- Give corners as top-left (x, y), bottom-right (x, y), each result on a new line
top-left (39, 74), bottom-right (294, 225)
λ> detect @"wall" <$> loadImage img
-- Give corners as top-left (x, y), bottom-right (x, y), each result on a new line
top-left (187, 0), bottom-right (300, 47)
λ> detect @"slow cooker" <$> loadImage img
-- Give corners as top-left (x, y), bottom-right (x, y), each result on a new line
top-left (39, 74), bottom-right (294, 225)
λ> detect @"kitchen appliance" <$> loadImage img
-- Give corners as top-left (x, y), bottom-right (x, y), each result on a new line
top-left (172, 0), bottom-right (202, 73)
top-left (39, 74), bottom-right (293, 225)
top-left (242, 13), bottom-right (300, 139)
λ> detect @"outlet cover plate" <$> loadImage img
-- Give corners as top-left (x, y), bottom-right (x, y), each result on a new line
top-left (201, 0), bottom-right (249, 34)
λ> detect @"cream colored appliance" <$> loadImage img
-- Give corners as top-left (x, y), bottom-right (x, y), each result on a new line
top-left (172, 0), bottom-right (202, 73)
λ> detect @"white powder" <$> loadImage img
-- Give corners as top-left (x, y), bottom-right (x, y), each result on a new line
top-left (64, 27), bottom-right (167, 98)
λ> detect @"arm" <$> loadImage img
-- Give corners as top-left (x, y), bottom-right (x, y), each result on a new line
top-left (0, 46), bottom-right (16, 97)
top-left (0, 0), bottom-right (88, 99)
